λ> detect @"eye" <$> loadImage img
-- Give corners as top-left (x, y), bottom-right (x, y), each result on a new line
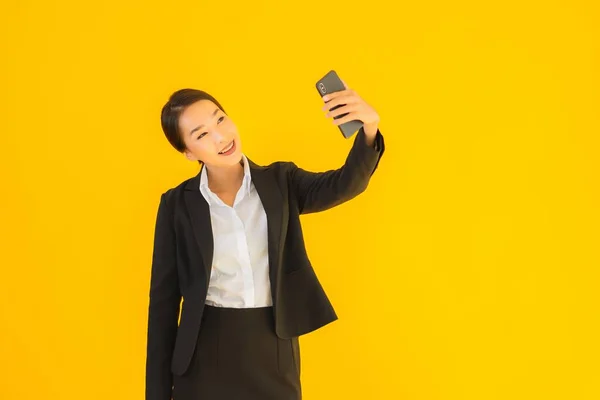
top-left (196, 116), bottom-right (225, 139)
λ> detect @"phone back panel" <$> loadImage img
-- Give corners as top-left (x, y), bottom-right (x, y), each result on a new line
top-left (316, 70), bottom-right (363, 138)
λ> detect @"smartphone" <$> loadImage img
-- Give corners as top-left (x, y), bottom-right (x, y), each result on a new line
top-left (315, 70), bottom-right (363, 139)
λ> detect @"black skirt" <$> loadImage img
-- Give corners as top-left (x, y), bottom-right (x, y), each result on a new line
top-left (172, 305), bottom-right (302, 400)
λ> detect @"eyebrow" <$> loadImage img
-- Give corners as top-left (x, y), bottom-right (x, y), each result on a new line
top-left (189, 108), bottom-right (220, 136)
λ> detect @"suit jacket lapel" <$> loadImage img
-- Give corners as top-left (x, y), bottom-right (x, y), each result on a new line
top-left (183, 166), bottom-right (213, 291)
top-left (247, 158), bottom-right (284, 291)
top-left (183, 157), bottom-right (284, 295)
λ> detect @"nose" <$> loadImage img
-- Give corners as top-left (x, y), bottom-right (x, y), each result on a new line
top-left (212, 130), bottom-right (227, 143)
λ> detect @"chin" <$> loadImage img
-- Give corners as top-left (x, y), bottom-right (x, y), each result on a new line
top-left (222, 151), bottom-right (243, 166)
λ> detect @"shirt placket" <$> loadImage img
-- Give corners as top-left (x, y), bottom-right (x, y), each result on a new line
top-left (232, 205), bottom-right (254, 307)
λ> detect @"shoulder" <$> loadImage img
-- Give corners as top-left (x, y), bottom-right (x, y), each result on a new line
top-left (246, 158), bottom-right (299, 177)
top-left (257, 160), bottom-right (300, 182)
top-left (159, 178), bottom-right (190, 207)
top-left (261, 160), bottom-right (296, 171)
top-left (158, 159), bottom-right (299, 200)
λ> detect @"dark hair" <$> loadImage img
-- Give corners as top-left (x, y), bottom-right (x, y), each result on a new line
top-left (160, 88), bottom-right (226, 161)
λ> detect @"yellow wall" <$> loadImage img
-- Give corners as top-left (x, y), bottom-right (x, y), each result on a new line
top-left (1, 1), bottom-right (599, 399)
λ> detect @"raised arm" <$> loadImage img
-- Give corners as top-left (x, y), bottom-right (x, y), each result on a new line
top-left (288, 126), bottom-right (385, 214)
top-left (145, 192), bottom-right (181, 400)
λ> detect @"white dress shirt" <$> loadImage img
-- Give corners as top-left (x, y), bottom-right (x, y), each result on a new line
top-left (199, 154), bottom-right (273, 308)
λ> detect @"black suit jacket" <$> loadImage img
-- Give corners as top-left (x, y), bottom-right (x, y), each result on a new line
top-left (145, 127), bottom-right (385, 400)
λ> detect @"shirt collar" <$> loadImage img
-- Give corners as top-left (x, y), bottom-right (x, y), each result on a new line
top-left (199, 154), bottom-right (252, 198)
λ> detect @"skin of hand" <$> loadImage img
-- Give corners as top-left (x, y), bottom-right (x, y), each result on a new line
top-left (321, 79), bottom-right (380, 146)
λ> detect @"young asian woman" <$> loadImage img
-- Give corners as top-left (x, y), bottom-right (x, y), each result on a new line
top-left (146, 82), bottom-right (385, 400)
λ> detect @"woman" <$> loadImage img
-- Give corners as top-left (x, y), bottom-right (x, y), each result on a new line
top-left (146, 83), bottom-right (385, 400)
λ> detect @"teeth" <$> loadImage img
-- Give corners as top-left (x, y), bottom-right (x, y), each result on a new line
top-left (219, 141), bottom-right (234, 154)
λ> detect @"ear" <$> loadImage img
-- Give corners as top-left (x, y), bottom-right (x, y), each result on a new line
top-left (184, 150), bottom-right (197, 161)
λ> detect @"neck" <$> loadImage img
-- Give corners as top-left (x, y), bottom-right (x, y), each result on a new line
top-left (205, 158), bottom-right (245, 193)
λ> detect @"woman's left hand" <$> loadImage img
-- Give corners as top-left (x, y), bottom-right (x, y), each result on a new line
top-left (321, 80), bottom-right (380, 136)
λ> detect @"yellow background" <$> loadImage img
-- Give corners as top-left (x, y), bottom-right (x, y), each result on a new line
top-left (1, 0), bottom-right (599, 399)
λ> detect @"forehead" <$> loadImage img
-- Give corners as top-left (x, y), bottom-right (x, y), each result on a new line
top-left (179, 99), bottom-right (220, 133)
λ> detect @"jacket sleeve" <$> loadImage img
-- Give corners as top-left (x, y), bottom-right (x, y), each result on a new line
top-left (288, 126), bottom-right (385, 214)
top-left (145, 192), bottom-right (181, 400)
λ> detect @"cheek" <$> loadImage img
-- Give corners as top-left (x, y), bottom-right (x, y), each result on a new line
top-left (199, 141), bottom-right (217, 154)
top-left (189, 139), bottom-right (215, 155)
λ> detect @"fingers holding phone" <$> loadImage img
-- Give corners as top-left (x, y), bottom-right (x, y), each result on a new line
top-left (315, 70), bottom-right (363, 138)
top-left (316, 70), bottom-right (379, 138)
